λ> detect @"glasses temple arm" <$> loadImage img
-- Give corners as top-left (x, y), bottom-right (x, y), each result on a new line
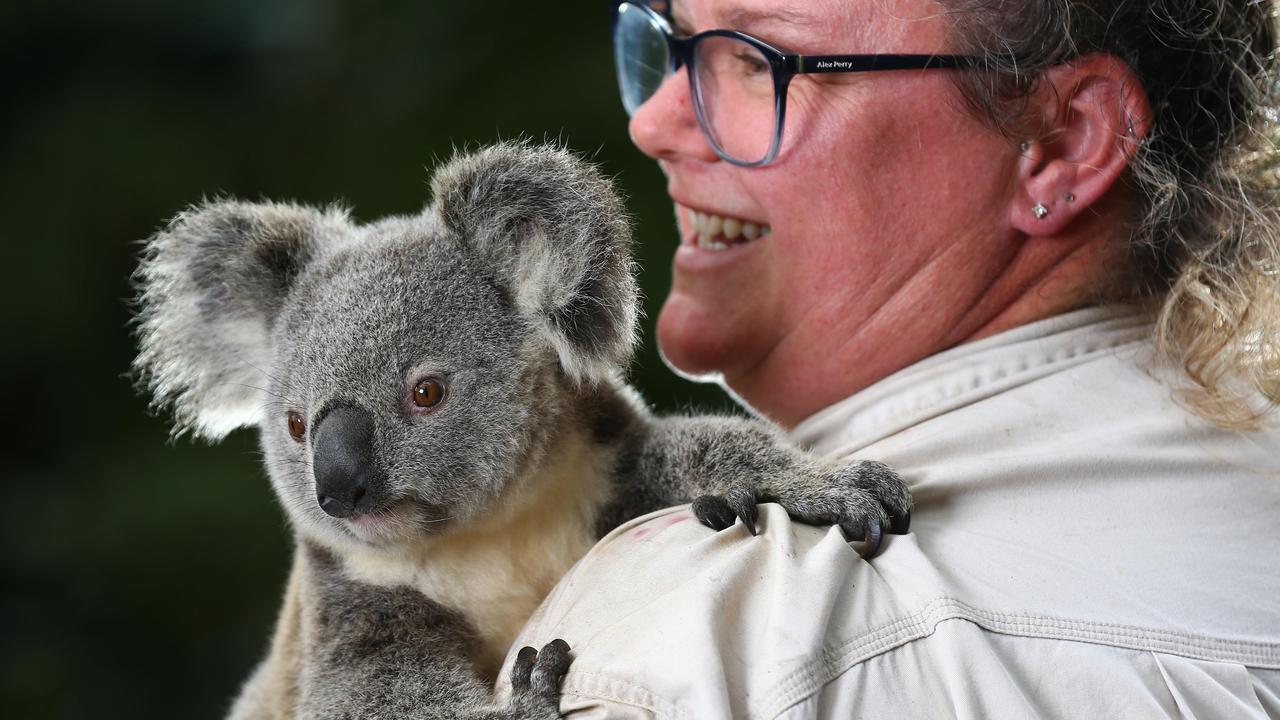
top-left (788, 54), bottom-right (982, 74)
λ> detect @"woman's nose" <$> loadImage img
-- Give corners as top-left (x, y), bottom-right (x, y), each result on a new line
top-left (628, 70), bottom-right (720, 164)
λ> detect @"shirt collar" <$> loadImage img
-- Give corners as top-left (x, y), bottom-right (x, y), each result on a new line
top-left (789, 305), bottom-right (1155, 456)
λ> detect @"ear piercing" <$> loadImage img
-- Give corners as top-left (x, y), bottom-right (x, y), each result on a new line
top-left (1032, 194), bottom-right (1073, 218)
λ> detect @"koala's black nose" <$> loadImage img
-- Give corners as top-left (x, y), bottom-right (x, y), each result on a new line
top-left (312, 405), bottom-right (378, 519)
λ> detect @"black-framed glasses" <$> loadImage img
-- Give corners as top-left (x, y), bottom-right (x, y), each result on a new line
top-left (611, 0), bottom-right (986, 167)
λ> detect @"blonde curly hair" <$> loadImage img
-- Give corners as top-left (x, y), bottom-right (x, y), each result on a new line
top-left (942, 0), bottom-right (1280, 428)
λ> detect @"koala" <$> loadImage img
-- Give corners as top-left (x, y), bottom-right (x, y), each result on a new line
top-left (131, 142), bottom-right (911, 720)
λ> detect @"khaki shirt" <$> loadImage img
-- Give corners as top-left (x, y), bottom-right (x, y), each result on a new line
top-left (500, 306), bottom-right (1280, 719)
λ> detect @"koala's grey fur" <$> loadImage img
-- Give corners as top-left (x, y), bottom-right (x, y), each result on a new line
top-left (132, 142), bottom-right (910, 720)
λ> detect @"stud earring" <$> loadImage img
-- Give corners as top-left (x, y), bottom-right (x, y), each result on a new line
top-left (1032, 203), bottom-right (1050, 219)
top-left (1019, 141), bottom-right (1031, 152)
top-left (1064, 192), bottom-right (1075, 202)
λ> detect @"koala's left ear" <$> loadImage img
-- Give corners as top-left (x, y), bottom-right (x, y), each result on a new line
top-left (430, 142), bottom-right (638, 382)
top-left (131, 200), bottom-right (350, 440)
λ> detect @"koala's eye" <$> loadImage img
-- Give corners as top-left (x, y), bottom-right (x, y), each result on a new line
top-left (287, 411), bottom-right (306, 442)
top-left (412, 378), bottom-right (446, 409)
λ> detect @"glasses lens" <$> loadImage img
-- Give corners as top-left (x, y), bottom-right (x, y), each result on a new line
top-left (692, 35), bottom-right (777, 165)
top-left (613, 3), bottom-right (670, 116)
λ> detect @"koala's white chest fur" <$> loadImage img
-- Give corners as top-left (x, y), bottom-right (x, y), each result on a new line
top-left (341, 428), bottom-right (613, 677)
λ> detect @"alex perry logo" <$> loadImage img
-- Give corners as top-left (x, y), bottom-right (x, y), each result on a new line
top-left (815, 60), bottom-right (854, 70)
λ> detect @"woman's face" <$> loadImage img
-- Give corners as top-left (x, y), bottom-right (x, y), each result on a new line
top-left (630, 0), bottom-right (1022, 426)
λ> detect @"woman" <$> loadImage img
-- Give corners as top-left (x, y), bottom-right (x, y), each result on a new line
top-left (503, 0), bottom-right (1280, 717)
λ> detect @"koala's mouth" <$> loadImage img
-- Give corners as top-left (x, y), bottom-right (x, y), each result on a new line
top-left (348, 501), bottom-right (403, 529)
top-left (343, 497), bottom-right (452, 541)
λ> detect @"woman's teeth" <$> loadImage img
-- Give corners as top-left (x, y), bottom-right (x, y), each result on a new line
top-left (688, 208), bottom-right (770, 250)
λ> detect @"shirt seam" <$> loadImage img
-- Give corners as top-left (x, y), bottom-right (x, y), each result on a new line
top-left (560, 669), bottom-right (689, 720)
top-left (762, 595), bottom-right (1280, 718)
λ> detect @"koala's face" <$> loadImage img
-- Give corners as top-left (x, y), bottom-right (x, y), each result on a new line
top-left (133, 143), bottom-right (636, 552)
top-left (263, 221), bottom-right (560, 550)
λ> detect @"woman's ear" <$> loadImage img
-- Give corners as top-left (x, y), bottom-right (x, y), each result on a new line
top-left (1010, 53), bottom-right (1152, 236)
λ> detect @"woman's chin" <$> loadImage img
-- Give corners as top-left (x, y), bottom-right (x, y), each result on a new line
top-left (656, 293), bottom-right (763, 383)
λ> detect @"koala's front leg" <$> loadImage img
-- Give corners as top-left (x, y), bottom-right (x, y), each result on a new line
top-left (612, 416), bottom-right (911, 557)
top-left (296, 545), bottom-right (569, 720)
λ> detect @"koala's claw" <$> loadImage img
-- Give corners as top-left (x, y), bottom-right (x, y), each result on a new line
top-left (510, 638), bottom-right (571, 714)
top-left (511, 646), bottom-right (539, 689)
top-left (692, 492), bottom-right (758, 536)
top-left (890, 507), bottom-right (911, 535)
top-left (856, 517), bottom-right (885, 559)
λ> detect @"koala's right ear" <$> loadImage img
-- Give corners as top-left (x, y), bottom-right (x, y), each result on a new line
top-left (131, 200), bottom-right (350, 441)
top-left (429, 143), bottom-right (638, 384)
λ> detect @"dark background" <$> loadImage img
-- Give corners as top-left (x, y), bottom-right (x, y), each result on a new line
top-left (0, 2), bottom-right (735, 717)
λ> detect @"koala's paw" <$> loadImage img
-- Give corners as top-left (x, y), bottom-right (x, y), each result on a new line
top-left (696, 460), bottom-right (910, 559)
top-left (508, 639), bottom-right (571, 719)
top-left (781, 459), bottom-right (911, 559)
top-left (692, 488), bottom-right (760, 536)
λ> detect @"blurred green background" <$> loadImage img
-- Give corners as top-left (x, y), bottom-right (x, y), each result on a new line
top-left (0, 1), bottom-right (736, 717)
